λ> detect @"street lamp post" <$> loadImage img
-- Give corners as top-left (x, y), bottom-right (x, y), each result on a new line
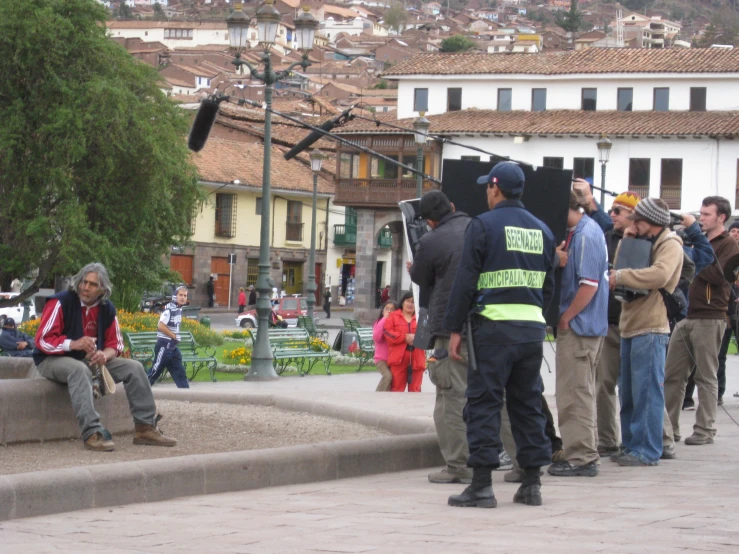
top-left (306, 149), bottom-right (324, 320)
top-left (412, 114), bottom-right (430, 198)
top-left (227, 1), bottom-right (318, 380)
top-left (596, 134), bottom-right (613, 207)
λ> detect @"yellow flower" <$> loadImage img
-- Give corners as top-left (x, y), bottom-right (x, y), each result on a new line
top-left (240, 358), bottom-right (246, 364)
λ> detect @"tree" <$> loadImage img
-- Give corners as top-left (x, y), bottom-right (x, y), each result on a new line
top-left (555, 0), bottom-right (583, 33)
top-left (152, 2), bottom-right (166, 21)
top-left (115, 1), bottom-right (133, 20)
top-left (383, 2), bottom-right (408, 34)
top-left (0, 0), bottom-right (203, 306)
top-left (440, 35), bottom-right (477, 52)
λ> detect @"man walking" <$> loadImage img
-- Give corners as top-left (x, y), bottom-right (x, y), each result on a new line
top-left (409, 190), bottom-right (472, 484)
top-left (34, 263), bottom-right (177, 452)
top-left (609, 199), bottom-right (683, 466)
top-left (664, 196), bottom-right (739, 446)
top-left (206, 276), bottom-right (215, 308)
top-left (548, 192), bottom-right (609, 478)
top-left (444, 162), bottom-right (556, 508)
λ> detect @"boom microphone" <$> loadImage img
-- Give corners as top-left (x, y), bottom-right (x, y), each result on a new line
top-left (283, 108), bottom-right (353, 161)
top-left (188, 97), bottom-right (221, 152)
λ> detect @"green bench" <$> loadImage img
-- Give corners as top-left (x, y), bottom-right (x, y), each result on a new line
top-left (297, 315), bottom-right (329, 343)
top-left (124, 331), bottom-right (218, 382)
top-left (341, 317), bottom-right (360, 332)
top-left (354, 327), bottom-right (375, 372)
top-left (247, 327), bottom-right (331, 376)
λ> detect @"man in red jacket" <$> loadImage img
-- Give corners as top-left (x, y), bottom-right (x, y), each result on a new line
top-left (33, 263), bottom-right (177, 452)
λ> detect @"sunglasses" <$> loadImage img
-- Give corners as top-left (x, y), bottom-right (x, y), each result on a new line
top-left (610, 207), bottom-right (632, 216)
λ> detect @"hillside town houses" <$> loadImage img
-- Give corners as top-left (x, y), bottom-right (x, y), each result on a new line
top-left (102, 1), bottom-right (739, 310)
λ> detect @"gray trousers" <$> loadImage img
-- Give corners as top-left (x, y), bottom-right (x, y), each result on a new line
top-left (663, 318), bottom-right (725, 444)
top-left (428, 337), bottom-right (470, 474)
top-left (596, 325), bottom-right (621, 449)
top-left (36, 355), bottom-right (157, 442)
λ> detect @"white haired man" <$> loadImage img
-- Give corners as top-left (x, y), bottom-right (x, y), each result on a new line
top-left (33, 263), bottom-right (177, 451)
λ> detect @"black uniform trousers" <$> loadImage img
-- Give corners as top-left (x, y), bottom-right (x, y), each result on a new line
top-left (465, 320), bottom-right (552, 469)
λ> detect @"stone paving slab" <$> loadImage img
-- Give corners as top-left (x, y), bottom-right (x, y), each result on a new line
top-left (3, 398), bottom-right (739, 553)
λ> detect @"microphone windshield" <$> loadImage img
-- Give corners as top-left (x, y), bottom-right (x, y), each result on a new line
top-left (188, 98), bottom-right (220, 152)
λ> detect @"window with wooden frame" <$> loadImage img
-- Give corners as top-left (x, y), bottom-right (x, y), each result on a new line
top-left (215, 193), bottom-right (237, 238)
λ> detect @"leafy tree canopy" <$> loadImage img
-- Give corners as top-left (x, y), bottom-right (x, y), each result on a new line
top-left (384, 2), bottom-right (408, 34)
top-left (440, 34), bottom-right (478, 52)
top-left (0, 0), bottom-right (203, 306)
top-left (555, 0), bottom-right (583, 33)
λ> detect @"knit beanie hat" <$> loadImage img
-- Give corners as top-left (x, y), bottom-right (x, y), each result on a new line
top-left (729, 221), bottom-right (739, 232)
top-left (628, 197), bottom-right (671, 228)
top-left (612, 191), bottom-right (640, 212)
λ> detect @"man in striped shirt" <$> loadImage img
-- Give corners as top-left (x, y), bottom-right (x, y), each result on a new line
top-left (148, 286), bottom-right (189, 388)
top-left (33, 263), bottom-right (177, 452)
top-left (548, 192), bottom-right (609, 478)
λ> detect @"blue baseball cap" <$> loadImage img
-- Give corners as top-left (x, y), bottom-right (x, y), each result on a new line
top-left (476, 162), bottom-right (525, 194)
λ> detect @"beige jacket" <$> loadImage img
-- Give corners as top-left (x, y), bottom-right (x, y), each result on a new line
top-left (614, 229), bottom-right (684, 338)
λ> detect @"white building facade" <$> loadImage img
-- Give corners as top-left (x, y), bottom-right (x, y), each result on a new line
top-left (382, 49), bottom-right (739, 212)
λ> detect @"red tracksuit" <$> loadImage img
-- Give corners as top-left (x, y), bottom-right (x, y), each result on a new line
top-left (383, 309), bottom-right (426, 392)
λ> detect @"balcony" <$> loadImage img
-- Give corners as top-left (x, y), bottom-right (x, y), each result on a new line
top-left (629, 185), bottom-right (649, 199)
top-left (285, 222), bottom-right (304, 242)
top-left (334, 224), bottom-right (357, 246)
top-left (660, 186), bottom-right (681, 210)
top-left (334, 178), bottom-right (439, 208)
top-left (378, 228), bottom-right (392, 248)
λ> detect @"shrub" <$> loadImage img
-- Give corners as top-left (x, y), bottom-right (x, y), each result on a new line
top-left (220, 330), bottom-right (251, 340)
top-left (20, 310), bottom-right (223, 347)
top-left (222, 346), bottom-right (252, 366)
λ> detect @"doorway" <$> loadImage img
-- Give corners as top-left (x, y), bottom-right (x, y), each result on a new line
top-left (282, 261), bottom-right (303, 295)
top-left (210, 257), bottom-right (230, 306)
top-left (375, 261), bottom-right (385, 307)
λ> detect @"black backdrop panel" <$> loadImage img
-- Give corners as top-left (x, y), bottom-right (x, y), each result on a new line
top-left (441, 159), bottom-right (572, 328)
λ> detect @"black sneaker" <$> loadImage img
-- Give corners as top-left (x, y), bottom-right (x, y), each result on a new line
top-left (547, 460), bottom-right (599, 477)
top-left (597, 444), bottom-right (620, 456)
top-left (718, 396), bottom-right (724, 406)
top-left (682, 400), bottom-right (696, 411)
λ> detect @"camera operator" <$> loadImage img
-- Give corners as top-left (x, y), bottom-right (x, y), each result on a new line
top-left (572, 179), bottom-right (640, 458)
top-left (663, 196), bottom-right (739, 447)
top-left (608, 198), bottom-right (684, 466)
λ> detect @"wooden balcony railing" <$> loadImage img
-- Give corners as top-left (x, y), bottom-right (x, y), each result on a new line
top-left (334, 178), bottom-right (439, 207)
top-left (660, 186), bottom-right (681, 210)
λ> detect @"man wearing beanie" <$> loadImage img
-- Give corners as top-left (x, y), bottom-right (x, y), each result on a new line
top-left (609, 198), bottom-right (683, 466)
top-left (409, 190), bottom-right (473, 484)
top-left (573, 180), bottom-right (641, 457)
top-left (664, 196), bottom-right (739, 447)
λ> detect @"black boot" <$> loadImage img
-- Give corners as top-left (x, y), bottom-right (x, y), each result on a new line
top-left (513, 467), bottom-right (542, 506)
top-left (448, 467), bottom-right (497, 508)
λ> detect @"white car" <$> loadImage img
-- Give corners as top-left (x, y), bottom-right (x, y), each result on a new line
top-left (0, 292), bottom-right (38, 325)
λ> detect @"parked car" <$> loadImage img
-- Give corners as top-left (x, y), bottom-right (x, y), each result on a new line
top-left (235, 296), bottom-right (308, 328)
top-left (140, 283), bottom-right (187, 314)
top-left (0, 292), bottom-right (38, 326)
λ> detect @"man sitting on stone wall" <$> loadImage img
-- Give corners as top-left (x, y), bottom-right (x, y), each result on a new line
top-left (33, 262), bottom-right (177, 452)
top-left (0, 318), bottom-right (35, 357)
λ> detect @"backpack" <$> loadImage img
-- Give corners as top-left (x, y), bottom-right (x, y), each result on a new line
top-left (659, 287), bottom-right (687, 323)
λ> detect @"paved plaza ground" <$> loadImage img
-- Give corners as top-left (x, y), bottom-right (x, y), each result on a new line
top-left (2, 347), bottom-right (739, 553)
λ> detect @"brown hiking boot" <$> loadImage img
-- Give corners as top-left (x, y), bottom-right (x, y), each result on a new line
top-left (133, 423), bottom-right (177, 447)
top-left (84, 432), bottom-right (115, 452)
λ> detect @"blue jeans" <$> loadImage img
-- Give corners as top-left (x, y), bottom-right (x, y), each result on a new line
top-left (619, 333), bottom-right (669, 464)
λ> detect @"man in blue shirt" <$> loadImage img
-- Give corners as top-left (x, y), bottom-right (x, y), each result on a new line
top-left (548, 192), bottom-right (609, 477)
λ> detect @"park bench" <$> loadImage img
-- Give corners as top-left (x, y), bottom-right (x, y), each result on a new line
top-left (297, 315), bottom-right (329, 343)
top-left (246, 327), bottom-right (332, 376)
top-left (124, 331), bottom-right (218, 382)
top-left (341, 317), bottom-right (360, 332)
top-left (354, 327), bottom-right (375, 372)
top-left (181, 305), bottom-right (202, 320)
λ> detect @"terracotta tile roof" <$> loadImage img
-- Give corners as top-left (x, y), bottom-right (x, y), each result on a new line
top-left (381, 48), bottom-right (739, 76)
top-left (193, 138), bottom-right (334, 194)
top-left (332, 109), bottom-right (739, 137)
top-left (321, 81), bottom-right (398, 97)
top-left (107, 21), bottom-right (227, 30)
